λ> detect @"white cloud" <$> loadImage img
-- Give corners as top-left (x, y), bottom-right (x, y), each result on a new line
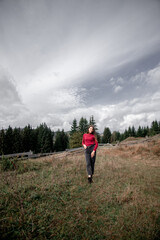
top-left (0, 0), bottom-right (160, 133)
top-left (114, 85), bottom-right (123, 93)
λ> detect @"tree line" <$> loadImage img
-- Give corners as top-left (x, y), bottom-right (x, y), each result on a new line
top-left (0, 123), bottom-right (69, 155)
top-left (0, 117), bottom-right (160, 155)
top-left (69, 118), bottom-right (160, 146)
top-left (101, 120), bottom-right (160, 143)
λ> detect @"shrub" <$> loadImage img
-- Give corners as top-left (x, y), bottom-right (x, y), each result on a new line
top-left (1, 156), bottom-right (17, 171)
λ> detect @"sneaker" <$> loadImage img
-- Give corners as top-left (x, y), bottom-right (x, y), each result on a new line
top-left (88, 177), bottom-right (92, 184)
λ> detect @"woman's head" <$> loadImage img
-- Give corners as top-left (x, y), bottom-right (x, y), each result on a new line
top-left (87, 125), bottom-right (95, 134)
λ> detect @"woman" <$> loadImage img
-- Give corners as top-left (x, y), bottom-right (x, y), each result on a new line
top-left (82, 125), bottom-right (98, 183)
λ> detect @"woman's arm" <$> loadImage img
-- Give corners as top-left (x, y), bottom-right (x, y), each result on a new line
top-left (82, 134), bottom-right (87, 149)
top-left (93, 137), bottom-right (98, 151)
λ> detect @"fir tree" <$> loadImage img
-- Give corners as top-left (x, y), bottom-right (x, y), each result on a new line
top-left (54, 129), bottom-right (68, 151)
top-left (12, 127), bottom-right (23, 153)
top-left (70, 118), bottom-right (78, 135)
top-left (131, 126), bottom-right (136, 137)
top-left (0, 129), bottom-right (5, 155)
top-left (79, 117), bottom-right (88, 134)
top-left (137, 126), bottom-right (142, 137)
top-left (5, 126), bottom-right (13, 154)
top-left (69, 131), bottom-right (83, 148)
top-left (102, 127), bottom-right (111, 143)
top-left (151, 120), bottom-right (159, 135)
top-left (89, 115), bottom-right (98, 131)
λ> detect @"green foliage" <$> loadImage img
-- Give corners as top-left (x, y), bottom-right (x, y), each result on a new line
top-left (70, 118), bottom-right (78, 136)
top-left (36, 123), bottom-right (54, 153)
top-left (0, 129), bottom-right (5, 155)
top-left (78, 117), bottom-right (89, 134)
top-left (89, 115), bottom-right (98, 131)
top-left (0, 123), bottom-right (54, 155)
top-left (150, 120), bottom-right (160, 136)
top-left (54, 129), bottom-right (69, 151)
top-left (69, 131), bottom-right (83, 148)
top-left (1, 156), bottom-right (17, 171)
top-left (5, 126), bottom-right (13, 154)
top-left (102, 127), bottom-right (111, 143)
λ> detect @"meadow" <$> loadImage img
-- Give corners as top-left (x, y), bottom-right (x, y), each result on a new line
top-left (0, 136), bottom-right (160, 240)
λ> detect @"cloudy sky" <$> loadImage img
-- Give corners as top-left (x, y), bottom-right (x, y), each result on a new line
top-left (0, 0), bottom-right (160, 133)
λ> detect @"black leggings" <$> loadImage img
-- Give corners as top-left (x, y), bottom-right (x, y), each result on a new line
top-left (84, 144), bottom-right (96, 176)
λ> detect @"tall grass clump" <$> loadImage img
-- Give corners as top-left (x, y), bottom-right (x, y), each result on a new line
top-left (1, 156), bottom-right (17, 171)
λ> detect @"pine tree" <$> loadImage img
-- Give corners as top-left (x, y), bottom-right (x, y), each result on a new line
top-left (79, 117), bottom-right (88, 134)
top-left (89, 115), bottom-right (98, 131)
top-left (137, 126), bottom-right (142, 137)
top-left (151, 120), bottom-right (159, 135)
top-left (36, 123), bottom-right (53, 153)
top-left (69, 131), bottom-right (83, 148)
top-left (12, 127), bottom-right (23, 153)
top-left (70, 118), bottom-right (78, 135)
top-left (124, 129), bottom-right (129, 139)
top-left (54, 129), bottom-right (69, 151)
top-left (96, 132), bottom-right (101, 143)
top-left (0, 129), bottom-right (5, 155)
top-left (102, 127), bottom-right (111, 143)
top-left (131, 126), bottom-right (136, 137)
top-left (128, 127), bottom-right (132, 137)
top-left (5, 126), bottom-right (13, 154)
top-left (22, 124), bottom-right (33, 152)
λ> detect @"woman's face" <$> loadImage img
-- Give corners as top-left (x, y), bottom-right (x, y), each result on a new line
top-left (89, 126), bottom-right (94, 133)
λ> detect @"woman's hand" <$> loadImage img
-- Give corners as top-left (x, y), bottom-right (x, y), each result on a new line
top-left (91, 150), bottom-right (95, 158)
top-left (83, 144), bottom-right (87, 149)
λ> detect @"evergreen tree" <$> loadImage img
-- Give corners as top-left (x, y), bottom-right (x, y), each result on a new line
top-left (70, 118), bottom-right (78, 135)
top-left (102, 127), bottom-right (111, 143)
top-left (111, 131), bottom-right (117, 143)
top-left (128, 127), bottom-right (132, 137)
top-left (151, 120), bottom-right (159, 135)
top-left (159, 121), bottom-right (160, 132)
top-left (36, 123), bottom-right (53, 153)
top-left (119, 133), bottom-right (125, 141)
top-left (137, 126), bottom-right (143, 137)
top-left (79, 117), bottom-right (88, 134)
top-left (0, 129), bottom-right (5, 155)
top-left (54, 129), bottom-right (69, 151)
top-left (89, 115), bottom-right (98, 131)
top-left (96, 132), bottom-right (101, 143)
top-left (22, 124), bottom-right (33, 152)
top-left (5, 126), bottom-right (13, 154)
top-left (111, 131), bottom-right (120, 143)
top-left (124, 129), bottom-right (129, 139)
top-left (12, 127), bottom-right (23, 153)
top-left (131, 126), bottom-right (136, 137)
top-left (69, 131), bottom-right (83, 148)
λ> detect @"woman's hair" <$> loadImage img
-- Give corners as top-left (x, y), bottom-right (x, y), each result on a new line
top-left (87, 125), bottom-right (97, 140)
top-left (87, 125), bottom-right (95, 134)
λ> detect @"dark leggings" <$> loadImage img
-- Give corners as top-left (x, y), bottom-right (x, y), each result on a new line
top-left (85, 144), bottom-right (96, 176)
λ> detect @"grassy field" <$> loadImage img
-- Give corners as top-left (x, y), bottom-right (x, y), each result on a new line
top-left (0, 137), bottom-right (160, 240)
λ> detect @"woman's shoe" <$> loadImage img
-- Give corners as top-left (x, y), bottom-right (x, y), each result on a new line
top-left (88, 177), bottom-right (92, 184)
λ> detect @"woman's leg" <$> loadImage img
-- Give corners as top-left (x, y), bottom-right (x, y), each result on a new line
top-left (91, 151), bottom-right (96, 176)
top-left (85, 149), bottom-right (92, 176)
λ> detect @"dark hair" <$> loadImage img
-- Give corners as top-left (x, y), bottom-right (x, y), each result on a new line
top-left (87, 125), bottom-right (95, 134)
top-left (87, 125), bottom-right (97, 140)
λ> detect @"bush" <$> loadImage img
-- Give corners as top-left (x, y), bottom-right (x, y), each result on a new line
top-left (1, 156), bottom-right (17, 171)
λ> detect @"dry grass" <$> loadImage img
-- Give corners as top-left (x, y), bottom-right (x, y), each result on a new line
top-left (0, 136), bottom-right (160, 239)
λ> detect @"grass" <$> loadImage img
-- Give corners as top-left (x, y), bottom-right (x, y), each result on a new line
top-left (0, 140), bottom-right (160, 240)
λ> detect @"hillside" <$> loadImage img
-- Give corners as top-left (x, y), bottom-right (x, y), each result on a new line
top-left (0, 136), bottom-right (160, 239)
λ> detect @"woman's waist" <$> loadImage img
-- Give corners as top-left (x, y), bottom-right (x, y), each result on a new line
top-left (86, 144), bottom-right (95, 148)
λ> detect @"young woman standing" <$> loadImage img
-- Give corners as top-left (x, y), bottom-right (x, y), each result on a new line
top-left (82, 125), bottom-right (98, 183)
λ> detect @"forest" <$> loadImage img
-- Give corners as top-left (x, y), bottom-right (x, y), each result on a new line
top-left (0, 115), bottom-right (160, 155)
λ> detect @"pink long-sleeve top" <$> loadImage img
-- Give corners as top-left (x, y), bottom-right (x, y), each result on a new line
top-left (82, 133), bottom-right (98, 151)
